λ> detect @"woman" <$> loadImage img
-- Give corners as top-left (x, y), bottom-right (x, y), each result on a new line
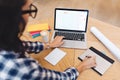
top-left (0, 0), bottom-right (96, 80)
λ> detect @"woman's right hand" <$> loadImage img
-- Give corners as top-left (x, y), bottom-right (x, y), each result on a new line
top-left (49, 36), bottom-right (64, 48)
top-left (77, 56), bottom-right (97, 73)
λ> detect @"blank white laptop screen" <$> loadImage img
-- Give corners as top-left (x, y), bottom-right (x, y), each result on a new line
top-left (55, 9), bottom-right (88, 31)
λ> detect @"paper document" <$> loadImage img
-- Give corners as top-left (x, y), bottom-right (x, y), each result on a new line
top-left (45, 48), bottom-right (66, 65)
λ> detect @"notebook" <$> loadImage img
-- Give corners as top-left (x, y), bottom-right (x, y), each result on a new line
top-left (51, 8), bottom-right (89, 49)
top-left (44, 48), bottom-right (66, 65)
top-left (78, 47), bottom-right (114, 76)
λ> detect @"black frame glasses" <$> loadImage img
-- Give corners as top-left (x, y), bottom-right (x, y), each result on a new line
top-left (22, 4), bottom-right (38, 18)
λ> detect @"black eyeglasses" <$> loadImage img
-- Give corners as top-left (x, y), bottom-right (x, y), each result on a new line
top-left (22, 4), bottom-right (38, 18)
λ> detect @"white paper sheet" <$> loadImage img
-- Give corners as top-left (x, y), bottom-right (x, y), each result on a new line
top-left (44, 48), bottom-right (66, 65)
top-left (90, 27), bottom-right (120, 62)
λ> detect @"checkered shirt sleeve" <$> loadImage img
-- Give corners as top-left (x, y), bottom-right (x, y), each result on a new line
top-left (0, 51), bottom-right (79, 80)
top-left (22, 41), bottom-right (44, 53)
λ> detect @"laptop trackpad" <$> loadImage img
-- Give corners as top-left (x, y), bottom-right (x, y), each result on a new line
top-left (61, 40), bottom-right (87, 49)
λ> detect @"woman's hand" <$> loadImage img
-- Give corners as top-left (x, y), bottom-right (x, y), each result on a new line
top-left (77, 56), bottom-right (97, 73)
top-left (49, 36), bottom-right (64, 48)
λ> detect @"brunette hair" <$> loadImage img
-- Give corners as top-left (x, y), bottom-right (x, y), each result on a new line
top-left (0, 0), bottom-right (27, 52)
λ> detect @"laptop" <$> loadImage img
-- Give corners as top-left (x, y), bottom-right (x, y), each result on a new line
top-left (51, 8), bottom-right (89, 49)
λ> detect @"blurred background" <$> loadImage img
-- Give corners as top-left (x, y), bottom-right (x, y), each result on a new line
top-left (31, 0), bottom-right (120, 27)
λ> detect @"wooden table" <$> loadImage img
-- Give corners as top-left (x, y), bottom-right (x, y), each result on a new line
top-left (21, 17), bottom-right (120, 80)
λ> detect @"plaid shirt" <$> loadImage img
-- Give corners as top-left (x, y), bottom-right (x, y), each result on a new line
top-left (0, 41), bottom-right (79, 80)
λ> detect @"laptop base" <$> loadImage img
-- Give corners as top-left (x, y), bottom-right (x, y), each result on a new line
top-left (61, 40), bottom-right (87, 49)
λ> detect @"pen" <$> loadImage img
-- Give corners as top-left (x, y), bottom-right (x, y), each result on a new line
top-left (86, 55), bottom-right (91, 58)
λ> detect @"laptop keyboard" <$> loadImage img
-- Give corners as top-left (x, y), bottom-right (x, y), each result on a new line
top-left (54, 31), bottom-right (85, 41)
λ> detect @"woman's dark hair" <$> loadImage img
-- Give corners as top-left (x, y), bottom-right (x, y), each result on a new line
top-left (0, 0), bottom-right (27, 53)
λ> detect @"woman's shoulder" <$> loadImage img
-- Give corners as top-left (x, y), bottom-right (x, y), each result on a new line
top-left (0, 50), bottom-right (40, 69)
